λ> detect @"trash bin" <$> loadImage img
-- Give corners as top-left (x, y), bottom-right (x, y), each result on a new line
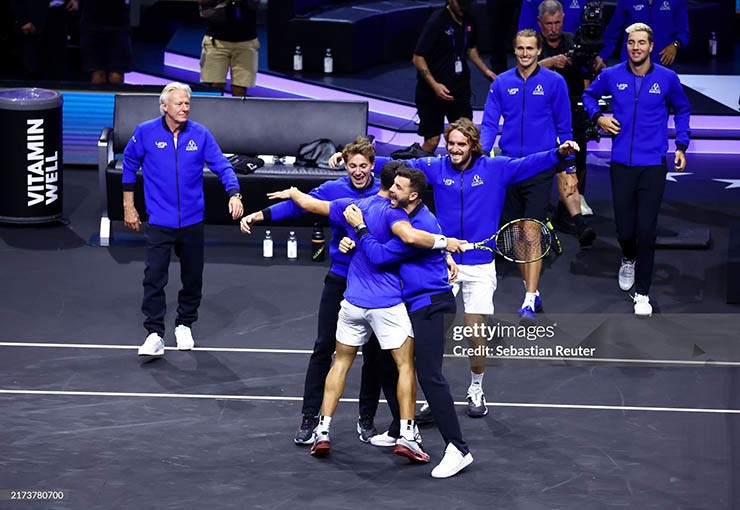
top-left (0, 88), bottom-right (63, 224)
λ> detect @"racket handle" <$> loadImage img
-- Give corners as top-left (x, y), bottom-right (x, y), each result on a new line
top-left (545, 218), bottom-right (563, 255)
top-left (460, 243), bottom-right (472, 252)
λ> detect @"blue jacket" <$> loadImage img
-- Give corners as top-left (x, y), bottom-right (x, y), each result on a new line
top-left (582, 61), bottom-right (691, 166)
top-left (480, 65), bottom-right (572, 157)
top-left (518, 0), bottom-right (584, 34)
top-left (376, 149), bottom-right (564, 266)
top-left (263, 176), bottom-right (380, 279)
top-left (356, 203), bottom-right (451, 313)
top-left (599, 0), bottom-right (690, 62)
top-left (122, 117), bottom-right (239, 229)
top-left (329, 196), bottom-right (407, 309)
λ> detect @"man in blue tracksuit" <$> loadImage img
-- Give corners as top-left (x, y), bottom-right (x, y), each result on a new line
top-left (480, 29), bottom-right (577, 327)
top-left (239, 137), bottom-right (388, 446)
top-left (372, 118), bottom-right (579, 419)
top-left (583, 23), bottom-right (691, 316)
top-left (599, 0), bottom-right (689, 67)
top-left (123, 82), bottom-right (243, 356)
top-left (345, 165), bottom-right (474, 479)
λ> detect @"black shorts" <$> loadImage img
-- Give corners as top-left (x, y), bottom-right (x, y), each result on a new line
top-left (80, 25), bottom-right (132, 74)
top-left (415, 83), bottom-right (472, 139)
top-left (500, 167), bottom-right (557, 226)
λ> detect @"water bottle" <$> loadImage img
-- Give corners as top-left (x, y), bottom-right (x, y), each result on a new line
top-left (709, 32), bottom-right (717, 57)
top-left (263, 230), bottom-right (273, 258)
top-left (323, 48), bottom-right (333, 74)
top-left (287, 231), bottom-right (298, 260)
top-left (311, 223), bottom-right (326, 262)
top-left (293, 45), bottom-right (303, 71)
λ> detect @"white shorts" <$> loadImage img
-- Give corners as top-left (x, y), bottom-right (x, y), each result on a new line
top-left (451, 261), bottom-right (497, 315)
top-left (336, 300), bottom-right (413, 350)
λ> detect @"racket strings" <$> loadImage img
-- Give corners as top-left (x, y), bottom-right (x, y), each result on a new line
top-left (497, 220), bottom-right (551, 262)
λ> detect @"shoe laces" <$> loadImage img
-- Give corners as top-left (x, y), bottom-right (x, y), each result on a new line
top-left (633, 293), bottom-right (649, 304)
top-left (621, 258), bottom-right (636, 273)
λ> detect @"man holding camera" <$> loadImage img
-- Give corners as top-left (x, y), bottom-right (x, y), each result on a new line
top-left (537, 0), bottom-right (600, 228)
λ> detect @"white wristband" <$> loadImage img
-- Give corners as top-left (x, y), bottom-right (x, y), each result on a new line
top-left (432, 234), bottom-right (447, 250)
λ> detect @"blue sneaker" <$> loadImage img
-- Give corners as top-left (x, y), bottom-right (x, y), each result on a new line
top-left (518, 305), bottom-right (536, 326)
top-left (534, 294), bottom-right (543, 312)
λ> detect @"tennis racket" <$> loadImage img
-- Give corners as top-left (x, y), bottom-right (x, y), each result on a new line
top-left (460, 218), bottom-right (552, 263)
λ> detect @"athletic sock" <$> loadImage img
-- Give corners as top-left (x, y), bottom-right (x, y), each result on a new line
top-left (470, 372), bottom-right (484, 387)
top-left (523, 292), bottom-right (537, 309)
top-left (317, 415), bottom-right (332, 433)
top-left (572, 213), bottom-right (586, 232)
top-left (400, 419), bottom-right (416, 440)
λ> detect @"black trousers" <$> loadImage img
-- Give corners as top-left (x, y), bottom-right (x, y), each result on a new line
top-left (386, 296), bottom-right (469, 455)
top-left (300, 271), bottom-right (388, 418)
top-left (142, 222), bottom-right (204, 336)
top-left (486, 0), bottom-right (521, 74)
top-left (610, 162), bottom-right (667, 295)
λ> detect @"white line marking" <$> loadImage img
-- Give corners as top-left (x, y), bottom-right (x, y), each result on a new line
top-left (1, 389), bottom-right (738, 414)
top-left (1, 342), bottom-right (739, 366)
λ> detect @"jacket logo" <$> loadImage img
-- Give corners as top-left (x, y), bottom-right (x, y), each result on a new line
top-left (443, 178), bottom-right (455, 186)
top-left (507, 87), bottom-right (519, 95)
top-left (569, 0), bottom-right (580, 8)
top-left (471, 174), bottom-right (484, 187)
top-left (532, 84), bottom-right (545, 96)
top-left (659, 0), bottom-right (671, 10)
top-left (617, 83), bottom-right (628, 90)
top-left (131, 135), bottom-right (137, 143)
top-left (156, 141), bottom-right (167, 149)
top-left (186, 140), bottom-right (198, 151)
top-left (649, 83), bottom-right (662, 94)
top-left (633, 3), bottom-right (645, 10)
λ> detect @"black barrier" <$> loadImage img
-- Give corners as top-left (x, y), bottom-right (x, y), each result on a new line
top-left (0, 88), bottom-right (63, 224)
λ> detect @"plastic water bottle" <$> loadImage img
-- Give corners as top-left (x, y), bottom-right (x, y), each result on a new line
top-left (293, 45), bottom-right (303, 71)
top-left (311, 224), bottom-right (326, 262)
top-left (263, 230), bottom-right (273, 258)
top-left (323, 48), bottom-right (333, 74)
top-left (287, 231), bottom-right (298, 260)
top-left (709, 32), bottom-right (717, 57)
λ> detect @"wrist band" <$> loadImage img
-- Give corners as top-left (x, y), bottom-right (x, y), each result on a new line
top-left (432, 234), bottom-right (447, 250)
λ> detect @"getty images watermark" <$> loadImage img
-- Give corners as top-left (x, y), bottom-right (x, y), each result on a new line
top-left (449, 322), bottom-right (596, 359)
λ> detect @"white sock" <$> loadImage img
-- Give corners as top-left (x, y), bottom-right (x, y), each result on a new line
top-left (523, 292), bottom-right (537, 309)
top-left (470, 372), bottom-right (484, 388)
top-left (400, 419), bottom-right (416, 440)
top-left (317, 415), bottom-right (332, 433)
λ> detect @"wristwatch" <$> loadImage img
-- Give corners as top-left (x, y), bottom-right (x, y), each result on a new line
top-left (565, 165), bottom-right (577, 174)
top-left (673, 40), bottom-right (681, 49)
top-left (231, 193), bottom-right (242, 200)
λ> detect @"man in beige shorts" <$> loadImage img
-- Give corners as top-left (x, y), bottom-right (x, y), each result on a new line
top-left (198, 0), bottom-right (260, 97)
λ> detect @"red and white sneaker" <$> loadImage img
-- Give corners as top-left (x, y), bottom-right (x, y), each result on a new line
top-left (394, 436), bottom-right (430, 464)
top-left (310, 431), bottom-right (331, 457)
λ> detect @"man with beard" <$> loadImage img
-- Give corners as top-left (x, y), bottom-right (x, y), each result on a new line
top-left (582, 23), bottom-right (690, 316)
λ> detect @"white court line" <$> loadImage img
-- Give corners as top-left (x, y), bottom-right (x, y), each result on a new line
top-left (2, 341), bottom-right (740, 367)
top-left (1, 389), bottom-right (739, 415)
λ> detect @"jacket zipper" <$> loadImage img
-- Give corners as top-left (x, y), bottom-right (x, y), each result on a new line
top-left (174, 134), bottom-right (181, 228)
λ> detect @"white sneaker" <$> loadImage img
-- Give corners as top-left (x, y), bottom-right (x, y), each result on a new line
top-left (466, 384), bottom-right (488, 418)
top-left (369, 425), bottom-right (421, 447)
top-left (633, 293), bottom-right (652, 317)
top-left (431, 443), bottom-right (474, 479)
top-left (138, 333), bottom-right (164, 356)
top-left (618, 258), bottom-right (636, 291)
top-left (580, 195), bottom-right (593, 216)
top-left (175, 325), bottom-right (194, 350)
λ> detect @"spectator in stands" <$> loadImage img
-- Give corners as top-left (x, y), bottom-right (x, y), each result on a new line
top-left (12, 0), bottom-right (78, 80)
top-left (198, 0), bottom-right (260, 97)
top-left (412, 0), bottom-right (496, 155)
top-left (123, 82), bottom-right (244, 356)
top-left (583, 23), bottom-right (691, 316)
top-left (599, 0), bottom-right (689, 67)
top-left (79, 0), bottom-right (131, 85)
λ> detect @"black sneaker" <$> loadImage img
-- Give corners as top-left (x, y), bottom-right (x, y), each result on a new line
top-left (294, 413), bottom-right (319, 445)
top-left (578, 225), bottom-right (596, 248)
top-left (356, 416), bottom-right (378, 443)
top-left (414, 402), bottom-right (435, 424)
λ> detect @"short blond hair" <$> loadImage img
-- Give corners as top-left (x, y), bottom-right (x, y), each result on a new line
top-left (159, 82), bottom-right (192, 115)
top-left (625, 22), bottom-right (653, 43)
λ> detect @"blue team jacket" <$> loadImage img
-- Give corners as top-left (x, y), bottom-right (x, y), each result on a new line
top-left (599, 0), bottom-right (690, 62)
top-left (480, 66), bottom-right (572, 157)
top-left (376, 148), bottom-right (564, 266)
top-left (122, 117), bottom-right (239, 229)
top-left (264, 176), bottom-right (380, 279)
top-left (356, 203), bottom-right (451, 313)
top-left (582, 61), bottom-right (691, 166)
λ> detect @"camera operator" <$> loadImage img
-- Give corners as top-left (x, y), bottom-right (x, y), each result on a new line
top-left (537, 0), bottom-right (597, 237)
